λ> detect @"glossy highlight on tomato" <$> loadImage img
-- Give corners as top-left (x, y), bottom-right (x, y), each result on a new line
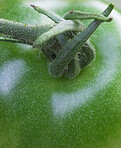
top-left (0, 0), bottom-right (121, 148)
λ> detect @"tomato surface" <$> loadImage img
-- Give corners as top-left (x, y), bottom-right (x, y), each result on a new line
top-left (0, 0), bottom-right (121, 148)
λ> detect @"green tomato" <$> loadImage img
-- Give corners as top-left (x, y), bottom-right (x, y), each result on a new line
top-left (0, 0), bottom-right (121, 148)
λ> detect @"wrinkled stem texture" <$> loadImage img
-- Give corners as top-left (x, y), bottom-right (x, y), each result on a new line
top-left (31, 4), bottom-right (64, 23)
top-left (49, 4), bottom-right (114, 77)
top-left (63, 11), bottom-right (112, 22)
top-left (0, 19), bottom-right (53, 45)
top-left (0, 3), bottom-right (113, 78)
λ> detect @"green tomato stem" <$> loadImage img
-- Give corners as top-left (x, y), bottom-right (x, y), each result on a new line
top-left (30, 4), bottom-right (64, 23)
top-left (63, 11), bottom-right (112, 22)
top-left (0, 3), bottom-right (113, 79)
top-left (63, 54), bottom-right (81, 78)
top-left (33, 20), bottom-right (86, 49)
top-left (48, 4), bottom-right (114, 77)
top-left (0, 37), bottom-right (24, 44)
top-left (0, 19), bottom-right (53, 45)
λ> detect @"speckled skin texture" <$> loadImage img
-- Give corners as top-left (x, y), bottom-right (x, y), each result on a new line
top-left (0, 0), bottom-right (121, 148)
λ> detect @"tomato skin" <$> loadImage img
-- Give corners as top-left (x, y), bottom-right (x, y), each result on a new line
top-left (0, 0), bottom-right (121, 148)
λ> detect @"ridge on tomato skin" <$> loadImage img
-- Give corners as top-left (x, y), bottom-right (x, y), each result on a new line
top-left (0, 0), bottom-right (121, 148)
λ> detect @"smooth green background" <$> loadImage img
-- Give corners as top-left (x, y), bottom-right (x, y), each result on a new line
top-left (62, 0), bottom-right (121, 10)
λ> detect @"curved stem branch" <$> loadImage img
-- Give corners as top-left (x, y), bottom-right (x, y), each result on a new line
top-left (30, 4), bottom-right (64, 23)
top-left (49, 3), bottom-right (114, 77)
top-left (63, 11), bottom-right (112, 22)
top-left (33, 20), bottom-right (85, 49)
